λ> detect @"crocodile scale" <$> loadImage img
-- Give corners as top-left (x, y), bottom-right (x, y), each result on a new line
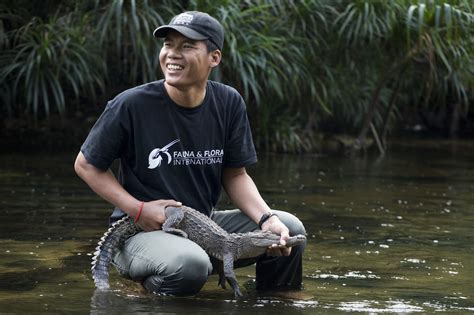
top-left (91, 205), bottom-right (306, 296)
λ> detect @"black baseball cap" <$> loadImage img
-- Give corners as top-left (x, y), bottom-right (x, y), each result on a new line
top-left (153, 11), bottom-right (224, 51)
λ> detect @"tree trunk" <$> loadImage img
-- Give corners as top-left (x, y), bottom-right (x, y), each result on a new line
top-left (353, 46), bottom-right (419, 155)
top-left (380, 66), bottom-right (407, 148)
top-left (449, 103), bottom-right (460, 138)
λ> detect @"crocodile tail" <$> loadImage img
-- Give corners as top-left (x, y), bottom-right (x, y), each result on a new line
top-left (91, 216), bottom-right (141, 290)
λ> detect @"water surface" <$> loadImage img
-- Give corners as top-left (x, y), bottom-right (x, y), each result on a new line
top-left (0, 139), bottom-right (473, 313)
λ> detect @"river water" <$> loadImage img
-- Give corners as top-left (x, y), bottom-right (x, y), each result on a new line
top-left (0, 139), bottom-right (473, 314)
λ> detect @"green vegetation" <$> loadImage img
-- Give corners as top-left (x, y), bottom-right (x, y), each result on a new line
top-left (1, 0), bottom-right (472, 153)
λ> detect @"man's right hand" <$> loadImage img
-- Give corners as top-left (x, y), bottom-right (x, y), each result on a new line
top-left (136, 199), bottom-right (182, 231)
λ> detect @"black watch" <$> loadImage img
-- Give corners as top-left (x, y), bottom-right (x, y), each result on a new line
top-left (258, 212), bottom-right (278, 229)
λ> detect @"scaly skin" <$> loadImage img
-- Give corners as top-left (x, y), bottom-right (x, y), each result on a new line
top-left (91, 205), bottom-right (306, 297)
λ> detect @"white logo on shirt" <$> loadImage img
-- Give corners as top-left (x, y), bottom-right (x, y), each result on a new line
top-left (148, 139), bottom-right (180, 169)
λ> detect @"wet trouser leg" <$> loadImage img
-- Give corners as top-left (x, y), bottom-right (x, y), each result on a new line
top-left (112, 209), bottom-right (306, 295)
top-left (112, 230), bottom-right (212, 295)
top-left (212, 209), bottom-right (306, 290)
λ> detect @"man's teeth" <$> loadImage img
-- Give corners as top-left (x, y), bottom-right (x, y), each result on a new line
top-left (167, 64), bottom-right (183, 70)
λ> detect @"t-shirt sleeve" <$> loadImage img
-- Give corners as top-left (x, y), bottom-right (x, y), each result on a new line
top-left (80, 99), bottom-right (129, 170)
top-left (224, 95), bottom-right (257, 167)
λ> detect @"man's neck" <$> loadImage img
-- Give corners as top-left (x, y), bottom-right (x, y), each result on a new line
top-left (164, 81), bottom-right (207, 108)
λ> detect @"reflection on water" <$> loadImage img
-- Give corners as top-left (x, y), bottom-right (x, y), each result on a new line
top-left (0, 139), bottom-right (473, 313)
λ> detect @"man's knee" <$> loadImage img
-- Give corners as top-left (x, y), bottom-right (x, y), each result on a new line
top-left (114, 231), bottom-right (213, 296)
top-left (143, 253), bottom-right (212, 295)
top-left (273, 210), bottom-right (306, 236)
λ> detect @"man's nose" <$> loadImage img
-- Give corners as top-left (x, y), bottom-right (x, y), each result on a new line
top-left (167, 47), bottom-right (182, 58)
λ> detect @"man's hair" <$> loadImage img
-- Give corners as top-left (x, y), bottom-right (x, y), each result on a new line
top-left (205, 39), bottom-right (219, 53)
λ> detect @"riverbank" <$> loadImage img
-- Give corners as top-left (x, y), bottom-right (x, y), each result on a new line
top-left (0, 116), bottom-right (96, 153)
top-left (1, 116), bottom-right (473, 155)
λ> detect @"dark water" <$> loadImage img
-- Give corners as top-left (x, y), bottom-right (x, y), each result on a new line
top-left (0, 139), bottom-right (473, 314)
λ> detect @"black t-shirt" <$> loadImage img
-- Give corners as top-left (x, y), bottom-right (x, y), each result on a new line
top-left (81, 80), bottom-right (257, 220)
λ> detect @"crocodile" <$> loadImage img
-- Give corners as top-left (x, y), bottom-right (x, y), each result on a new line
top-left (91, 205), bottom-right (306, 297)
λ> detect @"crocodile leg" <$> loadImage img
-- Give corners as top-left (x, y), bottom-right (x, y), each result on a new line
top-left (222, 252), bottom-right (242, 297)
top-left (217, 261), bottom-right (227, 289)
top-left (162, 207), bottom-right (188, 238)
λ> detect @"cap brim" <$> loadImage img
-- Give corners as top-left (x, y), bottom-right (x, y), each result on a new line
top-left (153, 25), bottom-right (208, 41)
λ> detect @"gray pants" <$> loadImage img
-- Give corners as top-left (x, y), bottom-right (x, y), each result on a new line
top-left (112, 209), bottom-right (306, 295)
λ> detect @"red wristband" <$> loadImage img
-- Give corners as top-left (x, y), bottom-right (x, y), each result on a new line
top-left (134, 201), bottom-right (145, 223)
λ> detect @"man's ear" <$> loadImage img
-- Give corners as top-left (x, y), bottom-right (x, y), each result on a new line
top-left (210, 50), bottom-right (222, 68)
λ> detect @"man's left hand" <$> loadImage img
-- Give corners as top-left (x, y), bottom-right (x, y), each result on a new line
top-left (261, 215), bottom-right (291, 257)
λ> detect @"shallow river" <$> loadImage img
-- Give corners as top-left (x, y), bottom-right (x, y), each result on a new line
top-left (0, 139), bottom-right (473, 314)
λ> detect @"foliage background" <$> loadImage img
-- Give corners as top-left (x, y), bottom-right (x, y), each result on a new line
top-left (0, 0), bottom-right (473, 153)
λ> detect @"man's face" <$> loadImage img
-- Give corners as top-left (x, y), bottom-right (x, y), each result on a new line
top-left (159, 31), bottom-right (217, 90)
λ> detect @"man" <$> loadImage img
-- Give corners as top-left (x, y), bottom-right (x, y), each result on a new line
top-left (75, 11), bottom-right (305, 296)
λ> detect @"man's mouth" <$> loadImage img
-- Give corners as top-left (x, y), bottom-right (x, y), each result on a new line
top-left (167, 64), bottom-right (184, 71)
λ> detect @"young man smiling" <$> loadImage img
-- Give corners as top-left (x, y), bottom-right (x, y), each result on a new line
top-left (75, 11), bottom-right (306, 295)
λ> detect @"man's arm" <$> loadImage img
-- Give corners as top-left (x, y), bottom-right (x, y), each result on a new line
top-left (222, 167), bottom-right (291, 256)
top-left (74, 151), bottom-right (180, 231)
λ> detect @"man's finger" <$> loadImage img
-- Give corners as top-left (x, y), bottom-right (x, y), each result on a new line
top-left (280, 230), bottom-right (290, 246)
top-left (163, 200), bottom-right (182, 207)
top-left (281, 246), bottom-right (291, 256)
top-left (267, 247), bottom-right (282, 257)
